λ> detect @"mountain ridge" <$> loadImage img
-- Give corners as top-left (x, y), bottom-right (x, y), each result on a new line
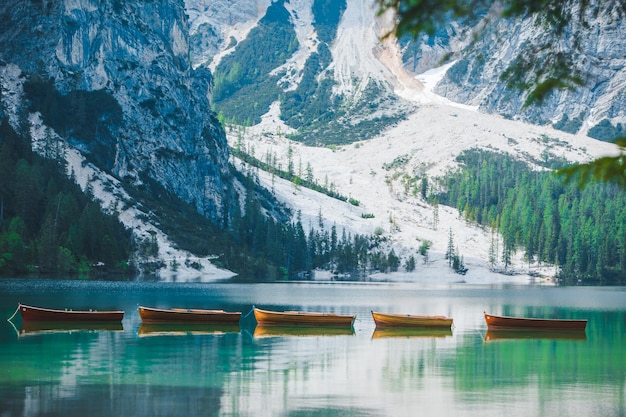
top-left (195, 0), bottom-right (626, 140)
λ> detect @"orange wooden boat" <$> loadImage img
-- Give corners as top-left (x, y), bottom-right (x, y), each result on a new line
top-left (138, 306), bottom-right (241, 324)
top-left (484, 311), bottom-right (587, 331)
top-left (371, 311), bottom-right (453, 328)
top-left (17, 303), bottom-right (124, 322)
top-left (253, 307), bottom-right (355, 327)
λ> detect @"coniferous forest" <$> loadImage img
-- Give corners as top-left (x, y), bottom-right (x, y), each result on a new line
top-left (437, 149), bottom-right (626, 284)
top-left (0, 118), bottom-right (133, 276)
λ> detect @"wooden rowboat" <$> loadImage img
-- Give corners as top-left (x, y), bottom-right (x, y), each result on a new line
top-left (137, 306), bottom-right (241, 324)
top-left (16, 303), bottom-right (124, 322)
top-left (484, 311), bottom-right (587, 331)
top-left (371, 311), bottom-right (453, 328)
top-left (253, 307), bottom-right (355, 327)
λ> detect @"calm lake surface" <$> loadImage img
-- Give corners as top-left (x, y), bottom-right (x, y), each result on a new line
top-left (0, 278), bottom-right (624, 417)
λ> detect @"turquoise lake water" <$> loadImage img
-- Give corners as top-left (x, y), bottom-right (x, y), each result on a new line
top-left (0, 278), bottom-right (624, 416)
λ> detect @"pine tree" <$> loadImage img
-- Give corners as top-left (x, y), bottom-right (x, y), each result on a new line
top-left (446, 228), bottom-right (455, 267)
top-left (488, 227), bottom-right (498, 270)
top-left (432, 199), bottom-right (439, 230)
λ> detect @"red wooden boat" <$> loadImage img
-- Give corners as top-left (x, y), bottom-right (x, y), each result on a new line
top-left (138, 306), bottom-right (241, 324)
top-left (17, 303), bottom-right (124, 322)
top-left (253, 307), bottom-right (355, 327)
top-left (371, 311), bottom-right (453, 328)
top-left (484, 311), bottom-right (587, 331)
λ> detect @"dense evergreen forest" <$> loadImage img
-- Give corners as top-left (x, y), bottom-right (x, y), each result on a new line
top-left (0, 118), bottom-right (132, 276)
top-left (437, 149), bottom-right (626, 284)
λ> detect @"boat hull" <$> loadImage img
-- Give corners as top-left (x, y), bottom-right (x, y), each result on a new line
top-left (371, 311), bottom-right (453, 328)
top-left (253, 307), bottom-right (355, 327)
top-left (18, 303), bottom-right (123, 322)
top-left (138, 306), bottom-right (241, 324)
top-left (484, 312), bottom-right (587, 331)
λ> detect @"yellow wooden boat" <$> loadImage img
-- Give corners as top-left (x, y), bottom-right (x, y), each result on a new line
top-left (253, 307), bottom-right (355, 327)
top-left (371, 311), bottom-right (453, 328)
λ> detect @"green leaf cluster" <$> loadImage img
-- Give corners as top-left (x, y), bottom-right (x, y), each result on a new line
top-left (558, 139), bottom-right (626, 191)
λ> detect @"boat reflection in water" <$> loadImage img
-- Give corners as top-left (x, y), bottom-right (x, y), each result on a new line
top-left (253, 325), bottom-right (355, 338)
top-left (15, 321), bottom-right (123, 337)
top-left (137, 323), bottom-right (240, 337)
top-left (484, 329), bottom-right (588, 342)
top-left (371, 327), bottom-right (453, 339)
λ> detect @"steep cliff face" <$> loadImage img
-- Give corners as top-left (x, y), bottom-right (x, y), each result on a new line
top-left (0, 0), bottom-right (231, 221)
top-left (429, 2), bottom-right (626, 136)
